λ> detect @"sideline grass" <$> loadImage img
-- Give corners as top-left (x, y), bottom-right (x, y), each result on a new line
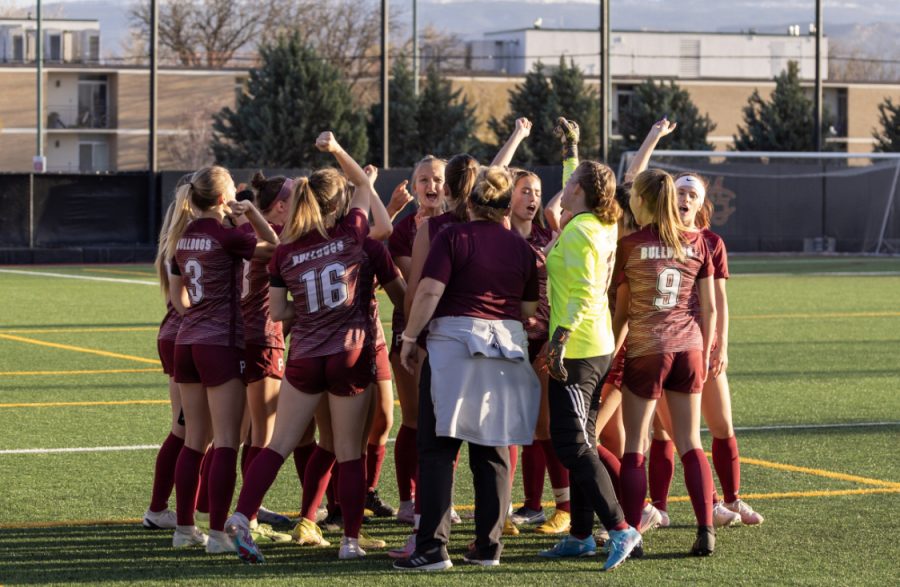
top-left (1, 258), bottom-right (899, 586)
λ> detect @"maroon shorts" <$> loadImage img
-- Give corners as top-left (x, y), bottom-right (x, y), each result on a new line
top-left (174, 344), bottom-right (245, 388)
top-left (157, 339), bottom-right (176, 377)
top-left (528, 337), bottom-right (548, 365)
top-left (243, 344), bottom-right (285, 384)
top-left (623, 350), bottom-right (704, 400)
top-left (605, 346), bottom-right (626, 390)
top-left (374, 344), bottom-right (391, 382)
top-left (284, 347), bottom-right (373, 396)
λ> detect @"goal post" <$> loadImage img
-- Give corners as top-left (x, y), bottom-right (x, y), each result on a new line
top-left (617, 150), bottom-right (900, 255)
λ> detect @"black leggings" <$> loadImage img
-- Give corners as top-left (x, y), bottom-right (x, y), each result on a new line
top-left (547, 354), bottom-right (625, 536)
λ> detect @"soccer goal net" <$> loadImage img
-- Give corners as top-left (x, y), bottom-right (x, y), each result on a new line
top-left (617, 151), bottom-right (900, 255)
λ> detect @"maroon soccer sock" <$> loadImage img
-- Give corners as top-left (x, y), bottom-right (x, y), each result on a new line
top-left (649, 439), bottom-right (675, 511)
top-left (208, 447), bottom-right (238, 532)
top-left (712, 436), bottom-right (741, 503)
top-left (235, 447), bottom-right (284, 519)
top-left (681, 448), bottom-right (714, 527)
top-left (301, 446), bottom-right (335, 521)
top-left (508, 445), bottom-right (519, 487)
top-left (174, 446), bottom-right (204, 526)
top-left (597, 444), bottom-right (622, 501)
top-left (366, 443), bottom-right (386, 491)
top-left (327, 463), bottom-right (341, 510)
top-left (620, 452), bottom-right (647, 529)
top-left (338, 457), bottom-right (366, 539)
top-left (149, 432), bottom-right (184, 512)
top-left (538, 439), bottom-right (570, 512)
top-left (240, 443), bottom-right (250, 476)
top-left (242, 446), bottom-right (262, 478)
top-left (394, 425), bottom-right (417, 502)
top-left (293, 442), bottom-right (317, 489)
top-left (521, 443), bottom-right (546, 511)
top-left (195, 447), bottom-right (213, 514)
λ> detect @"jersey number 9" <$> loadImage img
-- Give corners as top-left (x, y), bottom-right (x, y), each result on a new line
top-left (653, 266), bottom-right (682, 310)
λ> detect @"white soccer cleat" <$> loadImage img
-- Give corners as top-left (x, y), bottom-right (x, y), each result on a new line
top-left (339, 536), bottom-right (367, 560)
top-left (713, 501), bottom-right (742, 527)
top-left (450, 506), bottom-right (461, 525)
top-left (725, 499), bottom-right (764, 525)
top-left (206, 529), bottom-right (238, 554)
top-left (640, 503), bottom-right (663, 533)
top-left (172, 525), bottom-right (208, 548)
top-left (658, 509), bottom-right (671, 527)
top-left (143, 508), bottom-right (177, 530)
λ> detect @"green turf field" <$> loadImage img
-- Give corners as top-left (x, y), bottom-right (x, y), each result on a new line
top-left (1, 257), bottom-right (899, 586)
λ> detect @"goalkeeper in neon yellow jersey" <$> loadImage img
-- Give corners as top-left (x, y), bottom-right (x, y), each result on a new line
top-left (538, 118), bottom-right (641, 571)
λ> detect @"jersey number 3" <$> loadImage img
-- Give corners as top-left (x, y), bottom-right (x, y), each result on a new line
top-left (184, 259), bottom-right (203, 304)
top-left (300, 262), bottom-right (348, 313)
top-left (653, 267), bottom-right (682, 310)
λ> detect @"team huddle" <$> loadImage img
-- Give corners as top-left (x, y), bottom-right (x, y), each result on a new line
top-left (143, 115), bottom-right (763, 572)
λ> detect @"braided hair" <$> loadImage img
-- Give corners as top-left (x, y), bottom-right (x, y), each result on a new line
top-left (574, 161), bottom-right (620, 225)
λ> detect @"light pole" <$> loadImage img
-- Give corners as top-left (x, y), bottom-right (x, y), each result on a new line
top-left (33, 0), bottom-right (45, 172)
top-left (381, 0), bottom-right (390, 168)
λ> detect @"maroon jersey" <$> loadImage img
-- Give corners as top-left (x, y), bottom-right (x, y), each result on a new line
top-left (613, 225), bottom-right (713, 358)
top-left (427, 211), bottom-right (462, 241)
top-left (239, 223), bottom-right (285, 349)
top-left (172, 218), bottom-right (256, 348)
top-left (387, 213), bottom-right (419, 337)
top-left (158, 301), bottom-right (182, 342)
top-left (523, 222), bottom-right (552, 341)
top-left (269, 209), bottom-right (370, 360)
top-left (360, 238), bottom-right (401, 349)
top-left (423, 220), bottom-right (539, 322)
top-left (701, 229), bottom-right (729, 279)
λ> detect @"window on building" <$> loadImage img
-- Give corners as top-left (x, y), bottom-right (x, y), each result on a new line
top-left (77, 75), bottom-right (108, 128)
top-left (12, 35), bottom-right (24, 61)
top-left (78, 140), bottom-right (109, 172)
top-left (613, 85), bottom-right (635, 134)
top-left (88, 35), bottom-right (100, 63)
top-left (48, 34), bottom-right (62, 62)
top-left (679, 39), bottom-right (701, 78)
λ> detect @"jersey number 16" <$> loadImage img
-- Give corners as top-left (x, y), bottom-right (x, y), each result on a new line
top-left (300, 262), bottom-right (348, 313)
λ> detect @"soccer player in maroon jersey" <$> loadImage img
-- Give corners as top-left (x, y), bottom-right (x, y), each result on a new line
top-left (143, 182), bottom-right (192, 532)
top-left (224, 132), bottom-right (378, 563)
top-left (394, 166), bottom-right (540, 571)
top-left (387, 155), bottom-right (446, 525)
top-left (167, 166), bottom-right (279, 554)
top-left (612, 168), bottom-right (718, 556)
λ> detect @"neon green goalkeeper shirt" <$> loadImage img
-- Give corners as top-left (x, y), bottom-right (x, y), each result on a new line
top-left (546, 211), bottom-right (618, 359)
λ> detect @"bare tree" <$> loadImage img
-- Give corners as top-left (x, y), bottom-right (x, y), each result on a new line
top-left (0, 1), bottom-right (25, 17)
top-left (829, 38), bottom-right (899, 82)
top-left (164, 105), bottom-right (222, 169)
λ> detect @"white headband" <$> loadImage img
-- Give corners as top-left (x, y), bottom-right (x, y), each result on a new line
top-left (674, 175), bottom-right (706, 204)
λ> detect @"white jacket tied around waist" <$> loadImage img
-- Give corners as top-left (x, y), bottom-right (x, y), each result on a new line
top-left (426, 316), bottom-right (541, 447)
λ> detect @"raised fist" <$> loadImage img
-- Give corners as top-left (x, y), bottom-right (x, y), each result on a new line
top-left (554, 117), bottom-right (580, 145)
top-left (315, 131), bottom-right (341, 153)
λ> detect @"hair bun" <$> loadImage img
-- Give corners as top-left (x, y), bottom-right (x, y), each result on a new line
top-left (250, 171), bottom-right (267, 190)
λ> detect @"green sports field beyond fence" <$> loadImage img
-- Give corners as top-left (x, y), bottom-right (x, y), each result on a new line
top-left (1, 257), bottom-right (898, 586)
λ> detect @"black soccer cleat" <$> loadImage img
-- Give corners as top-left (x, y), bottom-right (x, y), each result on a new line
top-left (690, 525), bottom-right (716, 557)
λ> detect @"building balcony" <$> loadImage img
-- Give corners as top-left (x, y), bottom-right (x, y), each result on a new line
top-left (46, 104), bottom-right (109, 130)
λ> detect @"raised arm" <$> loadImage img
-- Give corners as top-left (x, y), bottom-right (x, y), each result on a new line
top-left (491, 117), bottom-right (532, 168)
top-left (363, 165), bottom-right (393, 241)
top-left (226, 200), bottom-right (279, 259)
top-left (385, 180), bottom-right (415, 221)
top-left (316, 131), bottom-right (372, 215)
top-left (624, 116), bottom-right (677, 183)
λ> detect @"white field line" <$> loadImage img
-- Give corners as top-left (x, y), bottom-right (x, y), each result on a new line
top-left (0, 268), bottom-right (156, 286)
top-left (2, 421), bottom-right (897, 455)
top-left (733, 271), bottom-right (900, 277)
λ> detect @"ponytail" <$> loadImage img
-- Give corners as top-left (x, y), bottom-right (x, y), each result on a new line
top-left (162, 183), bottom-right (195, 280)
top-left (281, 177), bottom-right (327, 242)
top-left (445, 154), bottom-right (479, 221)
top-left (633, 168), bottom-right (688, 262)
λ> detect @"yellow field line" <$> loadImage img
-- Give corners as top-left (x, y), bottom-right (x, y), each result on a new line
top-left (0, 400), bottom-right (169, 409)
top-left (5, 487), bottom-right (900, 529)
top-left (0, 368), bottom-right (162, 376)
top-left (733, 311), bottom-right (900, 320)
top-left (0, 327), bottom-right (157, 334)
top-left (0, 333), bottom-right (160, 366)
top-left (739, 455), bottom-right (900, 488)
top-left (87, 268), bottom-right (156, 277)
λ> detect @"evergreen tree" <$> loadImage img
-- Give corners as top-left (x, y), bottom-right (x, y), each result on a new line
top-left (416, 65), bottom-right (484, 158)
top-left (551, 58), bottom-right (600, 159)
top-left (211, 33), bottom-right (367, 168)
top-left (617, 79), bottom-right (715, 153)
top-left (733, 61), bottom-right (831, 151)
top-left (370, 58), bottom-right (421, 167)
top-left (873, 97), bottom-right (900, 152)
top-left (488, 62), bottom-right (558, 166)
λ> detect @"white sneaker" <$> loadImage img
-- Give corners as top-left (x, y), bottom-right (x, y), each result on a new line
top-left (725, 499), bottom-right (764, 525)
top-left (143, 508), bottom-right (177, 530)
top-left (658, 509), bottom-right (671, 528)
top-left (339, 536), bottom-right (367, 560)
top-left (713, 501), bottom-right (742, 527)
top-left (315, 505), bottom-right (329, 524)
top-left (640, 503), bottom-right (663, 533)
top-left (450, 506), bottom-right (461, 525)
top-left (396, 500), bottom-right (415, 524)
top-left (206, 529), bottom-right (238, 554)
top-left (172, 525), bottom-right (208, 548)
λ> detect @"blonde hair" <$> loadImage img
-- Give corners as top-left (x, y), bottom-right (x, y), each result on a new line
top-left (412, 155), bottom-right (446, 183)
top-left (574, 161), bottom-right (620, 225)
top-left (281, 168), bottom-right (348, 242)
top-left (163, 167), bottom-right (232, 263)
top-left (632, 168), bottom-right (688, 261)
top-left (469, 166), bottom-right (512, 223)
